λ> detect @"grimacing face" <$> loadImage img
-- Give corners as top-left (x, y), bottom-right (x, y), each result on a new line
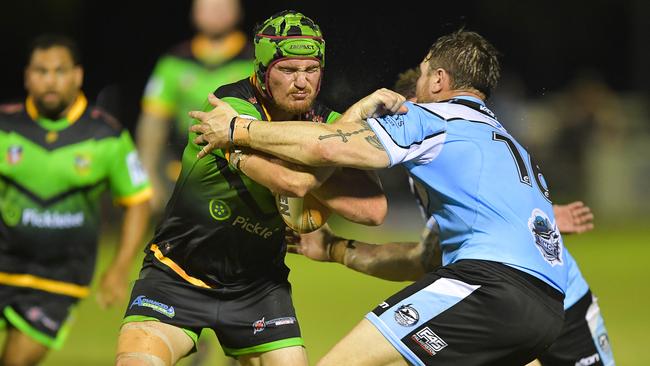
top-left (267, 58), bottom-right (322, 115)
top-left (25, 46), bottom-right (82, 119)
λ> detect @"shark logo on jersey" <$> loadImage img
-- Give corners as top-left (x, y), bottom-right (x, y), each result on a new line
top-left (528, 209), bottom-right (563, 266)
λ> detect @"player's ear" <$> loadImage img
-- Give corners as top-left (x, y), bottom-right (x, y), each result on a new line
top-left (429, 68), bottom-right (446, 94)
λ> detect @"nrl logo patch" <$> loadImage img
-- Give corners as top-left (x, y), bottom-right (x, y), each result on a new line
top-left (528, 209), bottom-right (563, 266)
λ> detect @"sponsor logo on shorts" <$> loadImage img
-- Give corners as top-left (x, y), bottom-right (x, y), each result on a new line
top-left (26, 306), bottom-right (60, 331)
top-left (394, 304), bottom-right (419, 327)
top-left (598, 332), bottom-right (611, 354)
top-left (21, 208), bottom-right (84, 229)
top-left (232, 215), bottom-right (279, 239)
top-left (129, 295), bottom-right (175, 318)
top-left (411, 327), bottom-right (448, 356)
top-left (252, 316), bottom-right (297, 335)
top-left (575, 353), bottom-right (600, 366)
top-left (528, 208), bottom-right (563, 266)
top-left (209, 199), bottom-right (231, 221)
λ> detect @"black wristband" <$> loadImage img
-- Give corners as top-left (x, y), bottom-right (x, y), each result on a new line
top-left (228, 116), bottom-right (237, 144)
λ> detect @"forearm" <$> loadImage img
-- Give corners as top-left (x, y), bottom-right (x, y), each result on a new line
top-left (136, 113), bottom-right (170, 179)
top-left (236, 150), bottom-right (335, 197)
top-left (234, 117), bottom-right (389, 169)
top-left (329, 238), bottom-right (426, 282)
top-left (311, 169), bottom-right (387, 225)
top-left (111, 201), bottom-right (150, 270)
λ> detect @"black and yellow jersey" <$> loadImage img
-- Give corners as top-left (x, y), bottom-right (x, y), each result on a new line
top-left (146, 77), bottom-right (340, 293)
top-left (0, 94), bottom-right (152, 298)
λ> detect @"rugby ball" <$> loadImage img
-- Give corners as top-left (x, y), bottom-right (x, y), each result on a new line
top-left (275, 194), bottom-right (330, 233)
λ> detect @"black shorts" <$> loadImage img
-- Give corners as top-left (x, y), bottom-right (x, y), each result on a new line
top-left (366, 260), bottom-right (565, 366)
top-left (0, 284), bottom-right (79, 349)
top-left (538, 290), bottom-right (615, 366)
top-left (122, 264), bottom-right (302, 358)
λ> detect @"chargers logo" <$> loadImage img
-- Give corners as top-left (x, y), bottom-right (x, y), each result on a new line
top-left (528, 209), bottom-right (563, 266)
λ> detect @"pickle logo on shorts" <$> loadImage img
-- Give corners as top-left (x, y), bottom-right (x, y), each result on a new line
top-left (394, 304), bottom-right (419, 327)
top-left (209, 199), bottom-right (231, 221)
top-left (129, 295), bottom-right (175, 318)
top-left (252, 316), bottom-right (297, 335)
top-left (528, 208), bottom-right (563, 266)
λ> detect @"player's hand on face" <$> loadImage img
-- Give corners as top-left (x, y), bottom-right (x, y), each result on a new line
top-left (188, 93), bottom-right (238, 159)
top-left (553, 201), bottom-right (595, 235)
top-left (96, 265), bottom-right (129, 309)
top-left (346, 88), bottom-right (409, 120)
top-left (285, 224), bottom-right (335, 262)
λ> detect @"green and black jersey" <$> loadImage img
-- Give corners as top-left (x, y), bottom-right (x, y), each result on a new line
top-left (142, 32), bottom-right (254, 154)
top-left (147, 77), bottom-right (340, 293)
top-left (0, 94), bottom-right (152, 298)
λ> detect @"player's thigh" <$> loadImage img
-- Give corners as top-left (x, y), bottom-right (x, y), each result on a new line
top-left (317, 318), bottom-right (408, 366)
top-left (1, 327), bottom-right (49, 366)
top-left (525, 360), bottom-right (542, 366)
top-left (238, 345), bottom-right (308, 366)
top-left (116, 321), bottom-right (193, 366)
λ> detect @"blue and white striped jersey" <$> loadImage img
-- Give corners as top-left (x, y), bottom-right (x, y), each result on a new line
top-left (368, 96), bottom-right (569, 293)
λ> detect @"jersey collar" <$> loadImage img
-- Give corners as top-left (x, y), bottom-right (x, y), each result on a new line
top-left (26, 92), bottom-right (88, 126)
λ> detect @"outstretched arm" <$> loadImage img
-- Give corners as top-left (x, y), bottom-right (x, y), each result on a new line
top-left (287, 224), bottom-right (440, 282)
top-left (188, 90), bottom-right (408, 169)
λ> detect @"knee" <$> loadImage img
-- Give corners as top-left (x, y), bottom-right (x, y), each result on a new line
top-left (116, 322), bottom-right (192, 366)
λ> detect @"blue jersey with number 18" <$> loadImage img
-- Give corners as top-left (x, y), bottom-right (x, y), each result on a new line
top-left (367, 96), bottom-right (569, 293)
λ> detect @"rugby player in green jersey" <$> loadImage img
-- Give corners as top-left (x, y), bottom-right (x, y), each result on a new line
top-left (117, 10), bottom-right (387, 366)
top-left (0, 34), bottom-right (152, 365)
top-left (136, 0), bottom-right (254, 213)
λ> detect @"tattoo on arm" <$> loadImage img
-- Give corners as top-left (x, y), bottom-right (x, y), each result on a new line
top-left (317, 120), bottom-right (384, 150)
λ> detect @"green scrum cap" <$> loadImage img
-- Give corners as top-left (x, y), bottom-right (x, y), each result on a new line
top-left (253, 10), bottom-right (325, 97)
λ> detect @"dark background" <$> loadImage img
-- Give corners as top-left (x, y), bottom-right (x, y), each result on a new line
top-left (2, 0), bottom-right (649, 131)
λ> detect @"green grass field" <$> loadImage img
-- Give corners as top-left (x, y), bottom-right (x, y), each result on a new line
top-left (3, 219), bottom-right (648, 365)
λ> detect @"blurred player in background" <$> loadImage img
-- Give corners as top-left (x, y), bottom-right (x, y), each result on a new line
top-left (136, 0), bottom-right (253, 213)
top-left (0, 34), bottom-right (151, 366)
top-left (116, 10), bottom-right (387, 366)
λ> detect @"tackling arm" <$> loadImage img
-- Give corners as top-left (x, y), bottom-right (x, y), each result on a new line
top-left (289, 224), bottom-right (441, 282)
top-left (188, 89), bottom-right (408, 169)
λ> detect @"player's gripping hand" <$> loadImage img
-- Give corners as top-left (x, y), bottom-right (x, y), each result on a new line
top-left (188, 93), bottom-right (238, 159)
top-left (553, 201), bottom-right (595, 235)
top-left (286, 224), bottom-right (338, 262)
top-left (343, 88), bottom-right (409, 121)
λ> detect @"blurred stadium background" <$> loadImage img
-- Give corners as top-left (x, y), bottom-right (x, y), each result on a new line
top-left (1, 0), bottom-right (649, 364)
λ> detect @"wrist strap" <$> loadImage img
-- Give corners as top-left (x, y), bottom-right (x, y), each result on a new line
top-left (228, 116), bottom-right (238, 144)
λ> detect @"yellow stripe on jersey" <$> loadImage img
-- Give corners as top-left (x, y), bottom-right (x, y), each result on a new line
top-left (26, 93), bottom-right (88, 124)
top-left (115, 187), bottom-right (153, 206)
top-left (150, 244), bottom-right (213, 288)
top-left (0, 272), bottom-right (89, 298)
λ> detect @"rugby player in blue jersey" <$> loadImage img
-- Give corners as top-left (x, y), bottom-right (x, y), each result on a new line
top-left (189, 30), bottom-right (593, 365)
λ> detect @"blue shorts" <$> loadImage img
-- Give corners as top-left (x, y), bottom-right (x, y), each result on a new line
top-left (366, 260), bottom-right (565, 366)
